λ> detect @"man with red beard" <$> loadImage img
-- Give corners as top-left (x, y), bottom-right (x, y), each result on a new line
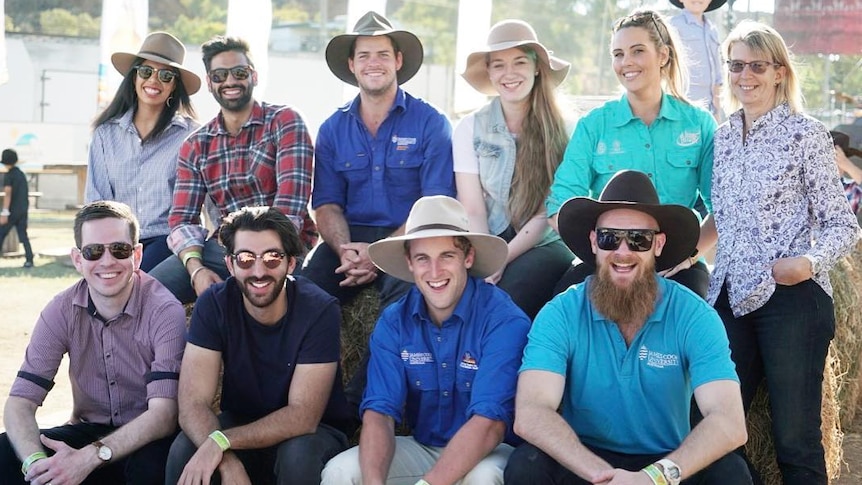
top-left (505, 171), bottom-right (752, 485)
top-left (150, 35), bottom-right (316, 305)
top-left (165, 206), bottom-right (354, 485)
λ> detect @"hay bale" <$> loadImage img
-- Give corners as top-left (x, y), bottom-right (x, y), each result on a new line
top-left (832, 243), bottom-right (862, 426)
top-left (340, 286), bottom-right (380, 384)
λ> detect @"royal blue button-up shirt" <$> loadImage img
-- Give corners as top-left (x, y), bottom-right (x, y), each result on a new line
top-left (361, 277), bottom-right (530, 446)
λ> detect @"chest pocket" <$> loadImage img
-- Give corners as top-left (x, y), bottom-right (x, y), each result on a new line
top-left (456, 367), bottom-right (477, 393)
top-left (334, 154), bottom-right (370, 183)
top-left (385, 152), bottom-right (423, 199)
top-left (663, 146), bottom-right (701, 204)
top-left (405, 365), bottom-right (438, 392)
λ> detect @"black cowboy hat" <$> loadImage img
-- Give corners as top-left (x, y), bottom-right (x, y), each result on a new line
top-left (669, 0), bottom-right (727, 12)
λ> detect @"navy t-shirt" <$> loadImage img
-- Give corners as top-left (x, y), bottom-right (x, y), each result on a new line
top-left (188, 275), bottom-right (354, 433)
top-left (3, 166), bottom-right (28, 217)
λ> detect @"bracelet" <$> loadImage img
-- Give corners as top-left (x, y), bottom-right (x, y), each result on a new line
top-left (0, 209), bottom-right (9, 216)
top-left (642, 464), bottom-right (669, 485)
top-left (414, 480), bottom-right (431, 485)
top-left (182, 251), bottom-right (203, 268)
top-left (209, 430), bottom-right (231, 452)
top-left (190, 266), bottom-right (207, 286)
top-left (21, 451), bottom-right (47, 475)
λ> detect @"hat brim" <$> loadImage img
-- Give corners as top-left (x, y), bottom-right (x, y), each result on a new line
top-left (368, 229), bottom-right (508, 282)
top-left (558, 198), bottom-right (699, 272)
top-left (111, 52), bottom-right (201, 95)
top-left (325, 31), bottom-right (424, 86)
top-left (669, 0), bottom-right (727, 12)
top-left (461, 41), bottom-right (570, 95)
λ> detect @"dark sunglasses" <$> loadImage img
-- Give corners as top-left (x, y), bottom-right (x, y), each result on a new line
top-left (78, 242), bottom-right (135, 261)
top-left (231, 250), bottom-right (286, 270)
top-left (208, 66), bottom-right (253, 83)
top-left (595, 228), bottom-right (658, 252)
top-left (134, 65), bottom-right (178, 83)
top-left (727, 60), bottom-right (781, 74)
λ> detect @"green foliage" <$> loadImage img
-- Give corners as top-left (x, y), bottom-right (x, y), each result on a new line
top-left (39, 8), bottom-right (99, 37)
top-left (391, 0), bottom-right (459, 66)
top-left (5, 15), bottom-right (14, 33)
top-left (274, 3), bottom-right (311, 23)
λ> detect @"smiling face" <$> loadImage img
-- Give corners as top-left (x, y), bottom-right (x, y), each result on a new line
top-left (135, 60), bottom-right (175, 110)
top-left (349, 35), bottom-right (403, 98)
top-left (611, 26), bottom-right (668, 96)
top-left (728, 41), bottom-right (784, 120)
top-left (406, 236), bottom-right (474, 325)
top-left (487, 47), bottom-right (537, 106)
top-left (207, 50), bottom-right (256, 112)
top-left (590, 208), bottom-right (665, 289)
top-left (72, 217), bottom-right (141, 304)
top-left (226, 229), bottom-right (295, 320)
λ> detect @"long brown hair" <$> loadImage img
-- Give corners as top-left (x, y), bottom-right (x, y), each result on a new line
top-left (508, 47), bottom-right (569, 230)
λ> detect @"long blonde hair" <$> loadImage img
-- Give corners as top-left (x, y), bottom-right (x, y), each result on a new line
top-left (508, 47), bottom-right (569, 230)
top-left (721, 20), bottom-right (804, 114)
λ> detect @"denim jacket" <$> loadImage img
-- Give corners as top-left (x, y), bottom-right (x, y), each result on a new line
top-left (473, 98), bottom-right (558, 246)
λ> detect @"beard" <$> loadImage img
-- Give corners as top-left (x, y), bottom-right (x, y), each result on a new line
top-left (589, 255), bottom-right (658, 325)
top-left (214, 83), bottom-right (254, 112)
top-left (238, 274), bottom-right (287, 309)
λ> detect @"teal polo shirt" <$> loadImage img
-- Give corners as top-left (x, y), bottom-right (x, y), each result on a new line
top-left (520, 276), bottom-right (738, 455)
top-left (547, 93), bottom-right (716, 217)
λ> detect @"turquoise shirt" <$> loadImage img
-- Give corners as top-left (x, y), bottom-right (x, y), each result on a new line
top-left (520, 276), bottom-right (738, 454)
top-left (546, 93), bottom-right (716, 217)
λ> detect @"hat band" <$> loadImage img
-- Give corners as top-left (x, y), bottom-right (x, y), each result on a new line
top-left (408, 223), bottom-right (467, 234)
top-left (138, 50), bottom-right (178, 63)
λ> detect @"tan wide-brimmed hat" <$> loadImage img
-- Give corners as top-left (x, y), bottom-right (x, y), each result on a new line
top-left (325, 11), bottom-right (424, 87)
top-left (368, 196), bottom-right (508, 282)
top-left (558, 170), bottom-right (699, 271)
top-left (462, 19), bottom-right (570, 96)
top-left (111, 31), bottom-right (201, 95)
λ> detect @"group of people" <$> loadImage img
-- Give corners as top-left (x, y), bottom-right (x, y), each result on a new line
top-left (1, 4), bottom-right (861, 485)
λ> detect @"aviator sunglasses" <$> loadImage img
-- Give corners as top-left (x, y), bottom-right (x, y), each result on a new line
top-left (231, 250), bottom-right (287, 270)
top-left (208, 66), bottom-right (253, 84)
top-left (726, 60), bottom-right (781, 74)
top-left (595, 228), bottom-right (658, 252)
top-left (133, 65), bottom-right (178, 83)
top-left (78, 242), bottom-right (135, 261)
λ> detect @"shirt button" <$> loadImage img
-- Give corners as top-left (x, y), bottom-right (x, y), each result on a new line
top-left (647, 173), bottom-right (653, 178)
top-left (686, 160), bottom-right (692, 165)
top-left (436, 337), bottom-right (442, 342)
top-left (441, 363), bottom-right (447, 368)
top-left (110, 381), bottom-right (116, 386)
top-left (113, 411), bottom-right (119, 416)
top-left (400, 160), bottom-right (405, 165)
top-left (105, 354), bottom-right (111, 358)
top-left (415, 380), bottom-right (421, 387)
top-left (608, 164), bottom-right (614, 170)
top-left (375, 166), bottom-right (381, 171)
top-left (443, 391), bottom-right (449, 397)
top-left (645, 143), bottom-right (651, 149)
top-left (465, 382), bottom-right (471, 388)
top-left (345, 162), bottom-right (351, 167)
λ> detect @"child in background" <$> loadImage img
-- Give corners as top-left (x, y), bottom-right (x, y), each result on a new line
top-left (0, 149), bottom-right (34, 268)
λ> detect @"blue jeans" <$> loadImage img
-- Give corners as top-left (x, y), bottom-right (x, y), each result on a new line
top-left (504, 442), bottom-right (751, 484)
top-left (0, 214), bottom-right (33, 263)
top-left (148, 238), bottom-right (230, 304)
top-left (164, 412), bottom-right (348, 485)
top-left (139, 235), bottom-right (173, 273)
top-left (715, 281), bottom-right (834, 485)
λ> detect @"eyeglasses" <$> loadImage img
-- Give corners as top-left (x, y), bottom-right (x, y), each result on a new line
top-left (231, 250), bottom-right (286, 270)
top-left (134, 65), bottom-right (178, 83)
top-left (595, 228), bottom-right (658, 252)
top-left (208, 66), bottom-right (253, 83)
top-left (78, 242), bottom-right (135, 261)
top-left (727, 60), bottom-right (781, 74)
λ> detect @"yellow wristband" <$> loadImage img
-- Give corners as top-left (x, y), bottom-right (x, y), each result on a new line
top-left (182, 251), bottom-right (202, 268)
top-left (21, 451), bottom-right (47, 475)
top-left (209, 430), bottom-right (231, 452)
top-left (642, 464), bottom-right (669, 485)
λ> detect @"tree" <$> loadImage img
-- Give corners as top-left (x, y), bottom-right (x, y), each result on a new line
top-left (39, 8), bottom-right (99, 37)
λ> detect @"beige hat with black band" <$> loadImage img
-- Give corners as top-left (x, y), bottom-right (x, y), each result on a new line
top-left (111, 31), bottom-right (201, 94)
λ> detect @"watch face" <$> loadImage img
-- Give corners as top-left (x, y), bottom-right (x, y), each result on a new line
top-left (98, 445), bottom-right (112, 461)
top-left (666, 466), bottom-right (681, 479)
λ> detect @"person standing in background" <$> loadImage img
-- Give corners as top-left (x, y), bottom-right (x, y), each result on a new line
top-left (86, 32), bottom-right (200, 272)
top-left (669, 0), bottom-right (726, 120)
top-left (0, 148), bottom-right (34, 268)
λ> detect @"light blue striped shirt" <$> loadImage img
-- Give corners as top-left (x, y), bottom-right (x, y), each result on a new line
top-left (86, 109), bottom-right (199, 239)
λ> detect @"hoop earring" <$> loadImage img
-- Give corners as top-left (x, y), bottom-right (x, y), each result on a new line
top-left (166, 96), bottom-right (173, 108)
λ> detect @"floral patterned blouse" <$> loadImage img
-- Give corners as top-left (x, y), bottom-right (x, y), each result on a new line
top-left (708, 102), bottom-right (861, 317)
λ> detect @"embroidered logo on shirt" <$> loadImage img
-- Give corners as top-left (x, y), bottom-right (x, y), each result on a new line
top-left (676, 131), bottom-right (701, 147)
top-left (401, 349), bottom-right (435, 365)
top-left (638, 345), bottom-right (680, 369)
top-left (610, 140), bottom-right (624, 154)
top-left (459, 352), bottom-right (479, 371)
top-left (596, 141), bottom-right (607, 155)
top-left (392, 135), bottom-right (417, 151)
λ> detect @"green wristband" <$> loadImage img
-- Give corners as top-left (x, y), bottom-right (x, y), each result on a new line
top-left (21, 451), bottom-right (47, 475)
top-left (209, 430), bottom-right (231, 452)
top-left (182, 250), bottom-right (203, 268)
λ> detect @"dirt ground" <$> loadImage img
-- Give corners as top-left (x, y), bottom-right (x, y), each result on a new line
top-left (3, 216), bottom-right (862, 483)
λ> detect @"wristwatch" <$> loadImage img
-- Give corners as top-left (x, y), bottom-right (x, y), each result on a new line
top-left (92, 440), bottom-right (113, 463)
top-left (656, 458), bottom-right (682, 485)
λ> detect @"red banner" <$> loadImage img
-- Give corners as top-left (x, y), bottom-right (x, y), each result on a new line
top-left (774, 0), bottom-right (862, 55)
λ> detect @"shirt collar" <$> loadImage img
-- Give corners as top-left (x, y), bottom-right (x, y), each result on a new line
top-left (116, 108), bottom-right (192, 135)
top-left (680, 9), bottom-right (708, 26)
top-left (74, 272), bottom-right (141, 323)
top-left (613, 92), bottom-right (683, 127)
top-left (211, 99), bottom-right (264, 135)
top-left (587, 275), bottom-right (670, 325)
top-left (345, 87), bottom-right (407, 117)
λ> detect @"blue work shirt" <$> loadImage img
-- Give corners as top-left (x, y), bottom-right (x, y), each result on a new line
top-left (547, 93), bottom-right (716, 217)
top-left (361, 277), bottom-right (530, 447)
top-left (670, 10), bottom-right (722, 115)
top-left (521, 276), bottom-right (738, 455)
top-left (312, 88), bottom-right (455, 228)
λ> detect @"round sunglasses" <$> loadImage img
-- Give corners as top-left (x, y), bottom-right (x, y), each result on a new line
top-left (595, 228), bottom-right (658, 252)
top-left (78, 242), bottom-right (135, 261)
top-left (208, 66), bottom-right (253, 84)
top-left (726, 60), bottom-right (781, 74)
top-left (231, 250), bottom-right (286, 270)
top-left (134, 65), bottom-right (179, 83)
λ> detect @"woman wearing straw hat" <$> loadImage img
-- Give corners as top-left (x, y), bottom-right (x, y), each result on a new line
top-left (454, 19), bottom-right (573, 318)
top-left (547, 10), bottom-right (717, 298)
top-left (86, 32), bottom-right (200, 272)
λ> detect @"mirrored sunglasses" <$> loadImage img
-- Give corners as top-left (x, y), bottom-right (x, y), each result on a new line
top-left (726, 60), bottom-right (780, 74)
top-left (79, 242), bottom-right (135, 261)
top-left (595, 228), bottom-right (658, 252)
top-left (208, 66), bottom-right (253, 83)
top-left (134, 65), bottom-right (178, 83)
top-left (231, 250), bottom-right (286, 270)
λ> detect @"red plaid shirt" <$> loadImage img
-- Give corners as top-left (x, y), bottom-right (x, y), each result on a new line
top-left (167, 101), bottom-right (316, 251)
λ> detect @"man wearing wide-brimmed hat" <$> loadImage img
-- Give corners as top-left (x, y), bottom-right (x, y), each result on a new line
top-left (149, 35), bottom-right (316, 305)
top-left (669, 0), bottom-right (727, 118)
top-left (321, 196), bottom-right (530, 485)
top-left (301, 11), bottom-right (455, 313)
top-left (506, 171), bottom-right (751, 485)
